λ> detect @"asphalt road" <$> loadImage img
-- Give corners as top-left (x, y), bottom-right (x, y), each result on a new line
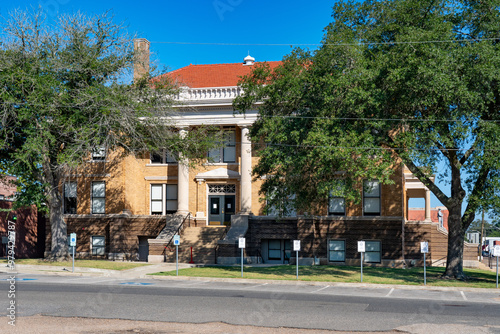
top-left (1, 273), bottom-right (500, 332)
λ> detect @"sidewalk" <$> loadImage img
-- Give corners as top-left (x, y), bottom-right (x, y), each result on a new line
top-left (1, 262), bottom-right (200, 279)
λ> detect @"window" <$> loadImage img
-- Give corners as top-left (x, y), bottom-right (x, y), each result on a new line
top-left (328, 196), bottom-right (345, 216)
top-left (91, 236), bottom-right (105, 256)
top-left (268, 240), bottom-right (282, 260)
top-left (363, 180), bottom-right (381, 216)
top-left (0, 195), bottom-right (4, 200)
top-left (151, 149), bottom-right (177, 164)
top-left (92, 147), bottom-right (106, 161)
top-left (364, 240), bottom-right (381, 263)
top-left (266, 192), bottom-right (296, 217)
top-left (64, 182), bottom-right (77, 214)
top-left (328, 240), bottom-right (346, 262)
top-left (166, 184), bottom-right (178, 213)
top-left (150, 184), bottom-right (178, 215)
top-left (151, 184), bottom-right (163, 214)
top-left (208, 129), bottom-right (236, 163)
top-left (91, 181), bottom-right (105, 214)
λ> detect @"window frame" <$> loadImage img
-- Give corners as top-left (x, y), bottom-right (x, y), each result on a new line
top-left (328, 239), bottom-right (346, 262)
top-left (363, 180), bottom-right (381, 216)
top-left (363, 240), bottom-right (382, 263)
top-left (91, 235), bottom-right (106, 256)
top-left (91, 181), bottom-right (106, 214)
top-left (91, 147), bottom-right (107, 161)
top-left (63, 181), bottom-right (77, 214)
top-left (150, 184), bottom-right (178, 215)
top-left (208, 128), bottom-right (236, 164)
top-left (150, 149), bottom-right (178, 164)
top-left (328, 196), bottom-right (346, 216)
top-left (265, 191), bottom-right (296, 217)
top-left (268, 240), bottom-right (282, 260)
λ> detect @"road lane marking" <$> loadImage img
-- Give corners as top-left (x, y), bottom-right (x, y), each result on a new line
top-left (385, 288), bottom-right (395, 297)
top-left (460, 291), bottom-right (467, 301)
top-left (311, 285), bottom-right (330, 293)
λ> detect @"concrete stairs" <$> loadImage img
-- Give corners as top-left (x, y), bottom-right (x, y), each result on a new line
top-left (165, 226), bottom-right (227, 264)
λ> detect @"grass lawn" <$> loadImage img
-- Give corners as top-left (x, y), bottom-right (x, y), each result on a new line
top-left (150, 265), bottom-right (499, 289)
top-left (0, 258), bottom-right (150, 271)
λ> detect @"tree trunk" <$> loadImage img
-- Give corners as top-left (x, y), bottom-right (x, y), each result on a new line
top-left (47, 181), bottom-right (70, 261)
top-left (443, 205), bottom-right (465, 279)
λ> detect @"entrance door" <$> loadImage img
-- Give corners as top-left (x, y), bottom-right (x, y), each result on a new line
top-left (209, 195), bottom-right (235, 225)
top-left (138, 236), bottom-right (149, 262)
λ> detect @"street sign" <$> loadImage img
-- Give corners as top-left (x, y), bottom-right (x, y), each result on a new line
top-left (357, 241), bottom-right (365, 253)
top-left (493, 245), bottom-right (500, 257)
top-left (293, 240), bottom-right (301, 251)
top-left (173, 235), bottom-right (180, 246)
top-left (69, 233), bottom-right (77, 247)
top-left (420, 241), bottom-right (429, 253)
top-left (239, 237), bottom-right (246, 249)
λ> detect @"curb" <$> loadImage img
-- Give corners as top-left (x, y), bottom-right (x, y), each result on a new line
top-left (144, 274), bottom-right (500, 293)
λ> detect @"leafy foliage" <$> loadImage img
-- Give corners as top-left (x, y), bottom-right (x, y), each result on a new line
top-left (0, 9), bottom-right (217, 259)
top-left (235, 0), bottom-right (500, 278)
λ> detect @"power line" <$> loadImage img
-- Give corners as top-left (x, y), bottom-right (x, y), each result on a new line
top-left (243, 142), bottom-right (500, 152)
top-left (150, 37), bottom-right (499, 47)
top-left (2, 102), bottom-right (499, 123)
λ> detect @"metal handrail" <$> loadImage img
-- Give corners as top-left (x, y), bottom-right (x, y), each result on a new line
top-left (256, 249), bottom-right (265, 264)
top-left (165, 212), bottom-right (191, 250)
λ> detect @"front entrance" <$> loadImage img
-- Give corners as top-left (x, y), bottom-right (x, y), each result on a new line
top-left (208, 195), bottom-right (235, 225)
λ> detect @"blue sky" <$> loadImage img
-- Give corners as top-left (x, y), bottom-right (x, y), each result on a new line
top-left (3, 0), bottom-right (455, 210)
top-left (3, 0), bottom-right (334, 70)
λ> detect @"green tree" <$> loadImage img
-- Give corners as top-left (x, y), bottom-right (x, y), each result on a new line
top-left (0, 10), bottom-right (215, 260)
top-left (235, 0), bottom-right (500, 279)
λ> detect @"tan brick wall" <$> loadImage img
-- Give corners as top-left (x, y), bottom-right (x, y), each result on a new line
top-left (69, 134), bottom-right (405, 219)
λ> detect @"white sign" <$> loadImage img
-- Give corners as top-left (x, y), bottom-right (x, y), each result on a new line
top-left (493, 245), bottom-right (500, 257)
top-left (69, 233), bottom-right (77, 247)
top-left (357, 241), bottom-right (365, 253)
top-left (173, 235), bottom-right (180, 246)
top-left (293, 240), bottom-right (301, 251)
top-left (239, 237), bottom-right (246, 249)
top-left (420, 241), bottom-right (429, 253)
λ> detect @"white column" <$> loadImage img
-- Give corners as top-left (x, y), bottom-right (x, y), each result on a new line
top-left (424, 189), bottom-right (431, 222)
top-left (240, 126), bottom-right (252, 214)
top-left (177, 127), bottom-right (189, 214)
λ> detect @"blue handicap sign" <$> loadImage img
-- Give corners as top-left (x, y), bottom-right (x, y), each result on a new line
top-left (0, 278), bottom-right (37, 281)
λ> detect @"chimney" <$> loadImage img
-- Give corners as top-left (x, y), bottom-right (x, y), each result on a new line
top-left (133, 38), bottom-right (150, 82)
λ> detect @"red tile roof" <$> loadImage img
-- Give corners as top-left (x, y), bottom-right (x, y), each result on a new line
top-left (162, 61), bottom-right (282, 88)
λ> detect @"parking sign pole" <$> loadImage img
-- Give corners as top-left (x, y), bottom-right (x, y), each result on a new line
top-left (72, 245), bottom-right (75, 273)
top-left (361, 252), bottom-right (363, 283)
top-left (176, 244), bottom-right (179, 276)
top-left (496, 256), bottom-right (498, 289)
top-left (424, 253), bottom-right (426, 286)
top-left (241, 247), bottom-right (244, 278)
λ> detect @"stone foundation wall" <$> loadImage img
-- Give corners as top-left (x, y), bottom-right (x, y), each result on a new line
top-left (45, 215), bottom-right (165, 260)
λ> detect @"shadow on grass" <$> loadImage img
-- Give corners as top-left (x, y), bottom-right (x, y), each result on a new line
top-left (151, 265), bottom-right (498, 288)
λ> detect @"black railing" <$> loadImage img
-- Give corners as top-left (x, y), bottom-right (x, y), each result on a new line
top-left (256, 249), bottom-right (265, 264)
